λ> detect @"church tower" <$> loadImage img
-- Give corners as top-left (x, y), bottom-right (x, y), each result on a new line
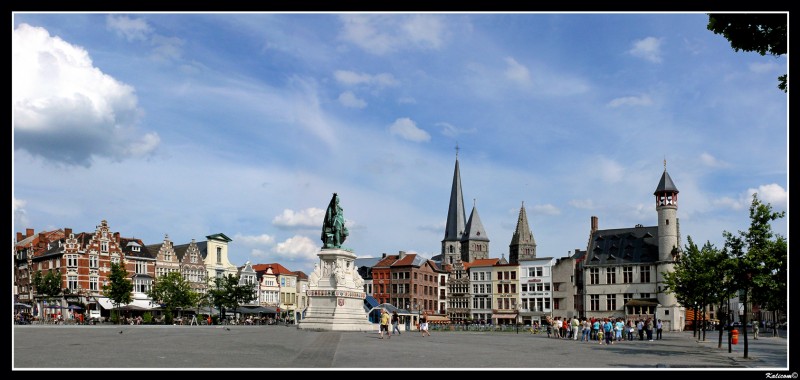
top-left (654, 160), bottom-right (682, 330)
top-left (509, 201), bottom-right (536, 264)
top-left (461, 200), bottom-right (490, 262)
top-left (441, 150), bottom-right (467, 266)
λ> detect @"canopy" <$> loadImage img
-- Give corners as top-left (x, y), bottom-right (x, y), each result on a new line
top-left (196, 306), bottom-right (220, 315)
top-left (15, 303), bottom-right (32, 308)
top-left (97, 297), bottom-right (160, 310)
top-left (235, 306), bottom-right (277, 314)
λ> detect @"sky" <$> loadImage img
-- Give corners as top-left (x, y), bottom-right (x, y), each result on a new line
top-left (12, 12), bottom-right (788, 277)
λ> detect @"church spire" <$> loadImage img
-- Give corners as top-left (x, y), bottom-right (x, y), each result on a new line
top-left (442, 152), bottom-right (467, 265)
top-left (509, 201), bottom-right (536, 263)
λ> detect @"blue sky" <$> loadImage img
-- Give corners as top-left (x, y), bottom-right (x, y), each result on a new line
top-left (12, 13), bottom-right (788, 277)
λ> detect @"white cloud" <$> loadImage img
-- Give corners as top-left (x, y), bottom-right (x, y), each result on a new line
top-left (749, 61), bottom-right (778, 74)
top-left (436, 122), bottom-right (477, 138)
top-left (504, 57), bottom-right (532, 86)
top-left (747, 184), bottom-right (787, 210)
top-left (272, 208), bottom-right (325, 228)
top-left (338, 91), bottom-right (367, 108)
top-left (150, 35), bottom-right (184, 62)
top-left (568, 199), bottom-right (595, 210)
top-left (12, 23), bottom-right (158, 167)
top-left (274, 235), bottom-right (320, 260)
top-left (402, 14), bottom-right (445, 49)
top-left (13, 197), bottom-right (29, 228)
top-left (389, 118), bottom-right (431, 142)
top-left (629, 36), bottom-right (663, 63)
top-left (531, 204), bottom-right (560, 216)
top-left (607, 94), bottom-right (653, 107)
top-left (339, 14), bottom-right (447, 55)
top-left (591, 157), bottom-right (625, 184)
top-left (713, 184), bottom-right (787, 211)
top-left (106, 15), bottom-right (153, 42)
top-left (334, 70), bottom-right (398, 88)
top-left (699, 152), bottom-right (728, 168)
top-left (397, 96), bottom-right (416, 104)
top-left (233, 233), bottom-right (276, 246)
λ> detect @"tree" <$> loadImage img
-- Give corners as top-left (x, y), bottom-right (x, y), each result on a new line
top-left (707, 13), bottom-right (788, 92)
top-left (31, 269), bottom-right (63, 321)
top-left (663, 236), bottom-right (733, 342)
top-left (147, 272), bottom-right (200, 325)
top-left (103, 262), bottom-right (133, 325)
top-left (207, 274), bottom-right (257, 322)
top-left (723, 193), bottom-right (786, 358)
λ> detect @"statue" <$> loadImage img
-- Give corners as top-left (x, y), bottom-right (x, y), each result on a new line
top-left (309, 263), bottom-right (320, 287)
top-left (321, 193), bottom-right (349, 249)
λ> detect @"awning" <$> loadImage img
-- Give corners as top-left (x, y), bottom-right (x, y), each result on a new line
top-left (97, 297), bottom-right (160, 310)
top-left (234, 306), bottom-right (277, 314)
top-left (625, 299), bottom-right (660, 307)
top-left (426, 315), bottom-right (451, 324)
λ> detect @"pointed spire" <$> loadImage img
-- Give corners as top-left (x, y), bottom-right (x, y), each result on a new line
top-left (443, 155), bottom-right (467, 242)
top-left (654, 167), bottom-right (679, 194)
top-left (510, 202), bottom-right (536, 247)
top-left (462, 204), bottom-right (489, 242)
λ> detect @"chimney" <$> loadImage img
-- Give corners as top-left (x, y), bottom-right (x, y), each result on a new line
top-left (382, 253), bottom-right (387, 258)
top-left (398, 251), bottom-right (406, 260)
top-left (38, 232), bottom-right (47, 248)
top-left (65, 228), bottom-right (72, 237)
top-left (26, 228), bottom-right (34, 238)
top-left (114, 232), bottom-right (120, 243)
top-left (591, 216), bottom-right (598, 233)
top-left (16, 232), bottom-right (22, 242)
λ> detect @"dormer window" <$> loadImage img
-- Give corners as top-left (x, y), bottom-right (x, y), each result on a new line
top-left (132, 245), bottom-right (140, 252)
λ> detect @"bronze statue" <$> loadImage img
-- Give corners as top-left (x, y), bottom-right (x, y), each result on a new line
top-left (321, 193), bottom-right (348, 248)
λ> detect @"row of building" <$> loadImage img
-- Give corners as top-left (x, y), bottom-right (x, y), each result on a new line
top-left (15, 155), bottom-right (725, 331)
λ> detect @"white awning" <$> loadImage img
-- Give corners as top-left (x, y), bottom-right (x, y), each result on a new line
top-left (96, 297), bottom-right (160, 310)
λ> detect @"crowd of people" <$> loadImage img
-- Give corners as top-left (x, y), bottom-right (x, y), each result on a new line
top-left (542, 316), bottom-right (663, 344)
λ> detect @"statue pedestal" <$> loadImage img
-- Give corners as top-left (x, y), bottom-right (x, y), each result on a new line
top-left (297, 248), bottom-right (374, 332)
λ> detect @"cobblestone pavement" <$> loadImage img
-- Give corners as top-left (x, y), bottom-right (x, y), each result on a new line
top-left (12, 325), bottom-right (792, 371)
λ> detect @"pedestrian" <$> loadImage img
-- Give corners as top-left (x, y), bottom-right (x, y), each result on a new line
top-left (656, 319), bottom-right (663, 340)
top-left (391, 311), bottom-right (401, 335)
top-left (379, 309), bottom-right (390, 339)
top-left (572, 316), bottom-right (580, 340)
top-left (615, 318), bottom-right (624, 342)
top-left (753, 319), bottom-right (759, 340)
top-left (645, 318), bottom-right (654, 341)
top-left (627, 320), bottom-right (635, 341)
top-left (637, 319), bottom-right (645, 340)
top-left (420, 311), bottom-right (431, 337)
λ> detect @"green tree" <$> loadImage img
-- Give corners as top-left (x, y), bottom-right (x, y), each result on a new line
top-left (31, 269), bottom-right (63, 321)
top-left (207, 274), bottom-right (257, 322)
top-left (723, 193), bottom-right (786, 358)
top-left (707, 13), bottom-right (788, 92)
top-left (147, 272), bottom-right (200, 324)
top-left (103, 262), bottom-right (133, 325)
top-left (663, 236), bottom-right (732, 341)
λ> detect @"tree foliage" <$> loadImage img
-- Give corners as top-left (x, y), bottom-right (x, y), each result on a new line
top-left (103, 262), bottom-right (133, 316)
top-left (32, 270), bottom-right (63, 319)
top-left (707, 13), bottom-right (788, 92)
top-left (723, 193), bottom-right (786, 357)
top-left (148, 271), bottom-right (200, 322)
top-left (207, 274), bottom-right (257, 318)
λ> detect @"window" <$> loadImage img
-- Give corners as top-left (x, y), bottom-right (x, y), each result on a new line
top-left (623, 266), bottom-right (633, 283)
top-left (589, 268), bottom-right (599, 284)
top-left (497, 284), bottom-right (502, 293)
top-left (472, 272), bottom-right (478, 281)
top-left (216, 247), bottom-right (222, 264)
top-left (473, 284), bottom-right (478, 293)
top-left (521, 284), bottom-right (528, 292)
top-left (510, 271), bottom-right (516, 280)
top-left (606, 267), bottom-right (616, 284)
top-left (606, 294), bottom-right (616, 311)
top-left (89, 255), bottom-right (98, 269)
top-left (640, 293), bottom-right (650, 299)
top-left (529, 267), bottom-right (543, 277)
top-left (90, 276), bottom-right (99, 291)
top-left (590, 295), bottom-right (600, 311)
top-left (497, 272), bottom-right (502, 280)
top-left (136, 261), bottom-right (147, 274)
top-left (641, 265), bottom-right (651, 283)
top-left (66, 255), bottom-right (78, 268)
top-left (479, 272), bottom-right (485, 281)
top-left (101, 241), bottom-right (108, 253)
top-left (67, 275), bottom-right (78, 291)
top-left (510, 284), bottom-right (516, 293)
top-left (623, 293), bottom-right (633, 306)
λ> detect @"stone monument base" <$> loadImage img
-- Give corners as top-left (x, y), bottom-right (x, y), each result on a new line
top-left (297, 248), bottom-right (374, 332)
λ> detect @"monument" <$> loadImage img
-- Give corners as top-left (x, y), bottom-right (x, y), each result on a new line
top-left (297, 193), bottom-right (373, 331)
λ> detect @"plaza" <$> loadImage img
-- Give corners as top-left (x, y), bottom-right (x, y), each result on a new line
top-left (13, 325), bottom-right (789, 370)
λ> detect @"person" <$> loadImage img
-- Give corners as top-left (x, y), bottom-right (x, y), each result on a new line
top-left (637, 319), bottom-right (645, 340)
top-left (656, 319), bottom-right (663, 340)
top-left (572, 316), bottom-right (580, 340)
top-left (420, 311), bottom-right (431, 337)
top-left (391, 311), bottom-right (401, 335)
top-left (753, 319), bottom-right (759, 340)
top-left (379, 309), bottom-right (390, 339)
top-left (207, 315), bottom-right (212, 326)
top-left (645, 318), bottom-right (654, 341)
